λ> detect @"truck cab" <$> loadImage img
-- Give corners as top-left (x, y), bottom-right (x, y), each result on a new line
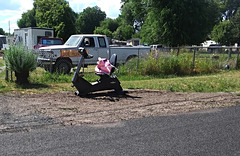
top-left (62, 35), bottom-right (110, 65)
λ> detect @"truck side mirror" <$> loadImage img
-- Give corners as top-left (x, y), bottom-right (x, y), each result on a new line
top-left (78, 48), bottom-right (93, 59)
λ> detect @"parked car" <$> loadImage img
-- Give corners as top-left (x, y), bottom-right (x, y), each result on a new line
top-left (207, 44), bottom-right (222, 53)
top-left (34, 37), bottom-right (64, 50)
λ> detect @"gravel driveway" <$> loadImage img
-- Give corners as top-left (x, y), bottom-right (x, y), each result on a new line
top-left (1, 90), bottom-right (240, 133)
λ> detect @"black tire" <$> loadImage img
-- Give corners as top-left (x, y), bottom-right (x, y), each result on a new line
top-left (126, 55), bottom-right (137, 62)
top-left (55, 59), bottom-right (72, 74)
top-left (43, 65), bottom-right (55, 73)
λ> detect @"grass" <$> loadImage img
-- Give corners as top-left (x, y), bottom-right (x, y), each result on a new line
top-left (1, 52), bottom-right (240, 94)
top-left (121, 70), bottom-right (240, 92)
top-left (1, 67), bottom-right (240, 94)
top-left (0, 58), bottom-right (4, 67)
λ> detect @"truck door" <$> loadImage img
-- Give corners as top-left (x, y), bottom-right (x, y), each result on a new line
top-left (81, 37), bottom-right (98, 64)
top-left (71, 37), bottom-right (98, 65)
top-left (97, 37), bottom-right (109, 59)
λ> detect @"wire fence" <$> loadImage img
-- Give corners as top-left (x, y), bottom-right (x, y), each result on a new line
top-left (5, 46), bottom-right (239, 81)
top-left (35, 46), bottom-right (240, 75)
top-left (144, 46), bottom-right (240, 70)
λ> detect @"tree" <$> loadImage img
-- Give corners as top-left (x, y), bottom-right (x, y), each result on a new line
top-left (120, 0), bottom-right (147, 31)
top-left (113, 25), bottom-right (134, 41)
top-left (17, 9), bottom-right (36, 28)
top-left (34, 0), bottom-right (77, 41)
top-left (76, 6), bottom-right (106, 34)
top-left (94, 27), bottom-right (113, 37)
top-left (217, 0), bottom-right (240, 20)
top-left (0, 28), bottom-right (5, 35)
top-left (211, 8), bottom-right (240, 45)
top-left (94, 18), bottom-right (120, 38)
top-left (211, 21), bottom-right (233, 45)
top-left (140, 0), bottom-right (220, 46)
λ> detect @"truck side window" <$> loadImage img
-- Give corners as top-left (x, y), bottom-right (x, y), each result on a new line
top-left (98, 37), bottom-right (106, 47)
top-left (81, 37), bottom-right (95, 47)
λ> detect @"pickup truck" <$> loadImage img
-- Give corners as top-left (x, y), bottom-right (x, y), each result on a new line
top-left (37, 34), bottom-right (151, 74)
top-left (34, 37), bottom-right (64, 50)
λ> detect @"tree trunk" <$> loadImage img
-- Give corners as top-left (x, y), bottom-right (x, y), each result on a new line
top-left (15, 71), bottom-right (30, 84)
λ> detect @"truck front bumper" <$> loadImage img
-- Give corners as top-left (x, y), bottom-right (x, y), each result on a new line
top-left (37, 57), bottom-right (56, 66)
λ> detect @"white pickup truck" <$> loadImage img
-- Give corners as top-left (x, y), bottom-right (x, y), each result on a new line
top-left (37, 34), bottom-right (151, 74)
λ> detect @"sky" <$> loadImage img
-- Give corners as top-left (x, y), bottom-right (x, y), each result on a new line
top-left (0, 0), bottom-right (122, 34)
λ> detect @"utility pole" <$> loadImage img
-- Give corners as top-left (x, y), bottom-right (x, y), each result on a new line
top-left (5, 21), bottom-right (10, 81)
top-left (9, 21), bottom-right (10, 35)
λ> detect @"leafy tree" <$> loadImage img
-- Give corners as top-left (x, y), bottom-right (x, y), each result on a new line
top-left (17, 9), bottom-right (37, 28)
top-left (212, 8), bottom-right (240, 45)
top-left (113, 25), bottom-right (134, 41)
top-left (94, 18), bottom-right (120, 38)
top-left (94, 27), bottom-right (113, 37)
top-left (217, 0), bottom-right (240, 20)
top-left (120, 0), bottom-right (147, 31)
top-left (120, 2), bottom-right (134, 25)
top-left (211, 21), bottom-right (233, 45)
top-left (34, 0), bottom-right (77, 41)
top-left (0, 28), bottom-right (5, 35)
top-left (140, 0), bottom-right (220, 46)
top-left (76, 6), bottom-right (106, 34)
top-left (100, 18), bottom-right (120, 32)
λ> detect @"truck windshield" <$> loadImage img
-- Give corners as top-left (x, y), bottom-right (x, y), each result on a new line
top-left (42, 39), bottom-right (63, 45)
top-left (64, 36), bottom-right (82, 46)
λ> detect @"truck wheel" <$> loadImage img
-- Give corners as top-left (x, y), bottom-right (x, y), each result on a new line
top-left (43, 65), bottom-right (55, 73)
top-left (126, 55), bottom-right (137, 62)
top-left (55, 59), bottom-right (72, 74)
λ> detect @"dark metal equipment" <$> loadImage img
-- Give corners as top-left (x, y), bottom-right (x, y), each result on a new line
top-left (72, 48), bottom-right (124, 96)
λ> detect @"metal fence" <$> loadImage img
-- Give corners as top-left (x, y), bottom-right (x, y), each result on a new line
top-left (149, 46), bottom-right (240, 69)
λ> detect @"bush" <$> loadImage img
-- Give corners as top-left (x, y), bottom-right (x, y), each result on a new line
top-left (4, 45), bottom-right (37, 84)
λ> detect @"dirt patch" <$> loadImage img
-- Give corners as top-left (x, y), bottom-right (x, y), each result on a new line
top-left (0, 89), bottom-right (240, 133)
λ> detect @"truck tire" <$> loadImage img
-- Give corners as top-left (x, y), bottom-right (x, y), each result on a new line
top-left (126, 55), bottom-right (137, 62)
top-left (55, 59), bottom-right (72, 74)
top-left (43, 65), bottom-right (55, 73)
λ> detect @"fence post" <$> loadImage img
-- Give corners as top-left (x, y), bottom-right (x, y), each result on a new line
top-left (177, 47), bottom-right (180, 56)
top-left (10, 71), bottom-right (13, 81)
top-left (228, 48), bottom-right (232, 61)
top-left (236, 48), bottom-right (240, 69)
top-left (49, 51), bottom-right (53, 73)
top-left (192, 48), bottom-right (196, 70)
top-left (137, 48), bottom-right (140, 70)
top-left (5, 69), bottom-right (8, 81)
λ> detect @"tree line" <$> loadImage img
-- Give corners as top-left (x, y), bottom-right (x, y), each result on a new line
top-left (1, 0), bottom-right (240, 47)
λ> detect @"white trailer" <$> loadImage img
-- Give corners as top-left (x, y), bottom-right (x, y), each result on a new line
top-left (13, 27), bottom-right (54, 50)
top-left (0, 35), bottom-right (6, 50)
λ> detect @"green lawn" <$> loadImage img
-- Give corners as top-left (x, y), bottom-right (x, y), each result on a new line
top-left (0, 67), bottom-right (240, 94)
top-left (0, 58), bottom-right (4, 67)
top-left (121, 70), bottom-right (240, 92)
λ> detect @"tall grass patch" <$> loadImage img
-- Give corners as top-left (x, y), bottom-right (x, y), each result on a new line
top-left (120, 52), bottom-right (221, 77)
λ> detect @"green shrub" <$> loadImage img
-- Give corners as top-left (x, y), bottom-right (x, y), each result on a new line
top-left (4, 45), bottom-right (37, 73)
top-left (4, 45), bottom-right (37, 84)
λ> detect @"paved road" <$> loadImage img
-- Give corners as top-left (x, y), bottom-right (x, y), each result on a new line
top-left (1, 105), bottom-right (240, 156)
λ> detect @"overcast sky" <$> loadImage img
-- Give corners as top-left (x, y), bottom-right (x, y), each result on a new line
top-left (0, 0), bottom-right (122, 34)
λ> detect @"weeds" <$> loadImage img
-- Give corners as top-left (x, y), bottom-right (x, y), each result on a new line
top-left (1, 50), bottom-right (240, 94)
top-left (119, 51), bottom-right (231, 76)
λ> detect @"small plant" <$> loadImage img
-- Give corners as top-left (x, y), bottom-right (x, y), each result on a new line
top-left (4, 45), bottom-right (37, 84)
